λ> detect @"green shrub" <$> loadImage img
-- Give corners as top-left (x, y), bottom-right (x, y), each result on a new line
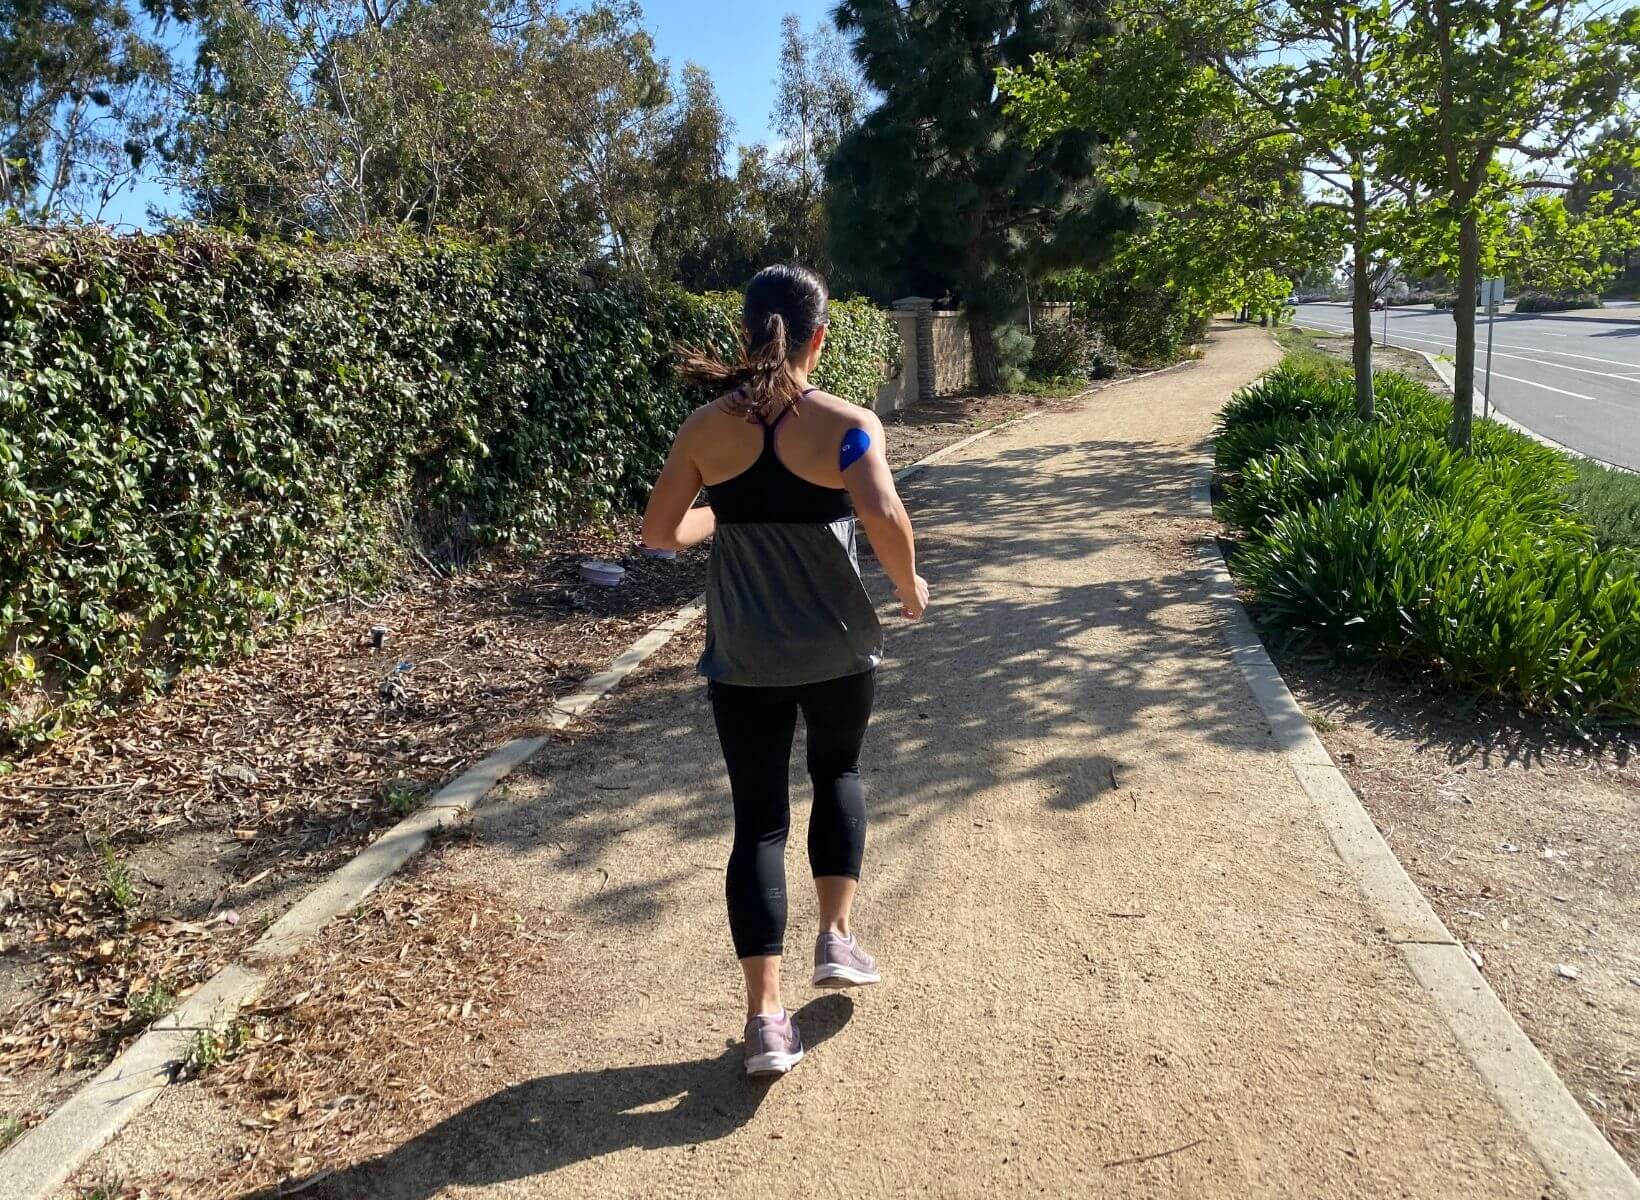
top-left (1217, 363), bottom-right (1640, 722)
top-left (1515, 291), bottom-right (1601, 313)
top-left (0, 229), bottom-right (898, 749)
top-left (1567, 458), bottom-right (1640, 552)
top-left (1050, 269), bottom-right (1210, 366)
top-left (1027, 318), bottom-right (1116, 382)
top-left (993, 324), bottom-right (1036, 391)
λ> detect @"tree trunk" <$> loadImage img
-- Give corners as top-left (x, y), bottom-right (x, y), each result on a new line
top-left (1349, 174), bottom-right (1376, 420)
top-left (969, 317), bottom-right (1002, 394)
top-left (1450, 207), bottom-right (1479, 452)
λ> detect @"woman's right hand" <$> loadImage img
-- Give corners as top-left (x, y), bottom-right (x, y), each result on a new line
top-left (897, 574), bottom-right (929, 620)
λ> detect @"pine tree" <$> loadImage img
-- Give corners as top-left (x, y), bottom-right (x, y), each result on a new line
top-left (827, 0), bottom-right (1132, 391)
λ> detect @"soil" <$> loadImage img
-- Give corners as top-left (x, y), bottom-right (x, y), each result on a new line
top-left (1271, 650), bottom-right (1640, 1172)
top-left (72, 324), bottom-right (1553, 1199)
top-left (880, 387), bottom-right (1081, 468)
top-left (0, 381), bottom-right (1100, 1147)
top-left (1291, 325), bottom-right (1448, 388)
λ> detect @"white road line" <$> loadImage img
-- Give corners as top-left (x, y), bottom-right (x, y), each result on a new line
top-left (1480, 370), bottom-right (1592, 400)
top-left (1298, 319), bottom-right (1632, 388)
top-left (1302, 310), bottom-right (1640, 370)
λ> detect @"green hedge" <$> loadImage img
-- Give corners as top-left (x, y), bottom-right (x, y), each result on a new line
top-left (0, 229), bottom-right (898, 748)
top-left (1215, 363), bottom-right (1640, 722)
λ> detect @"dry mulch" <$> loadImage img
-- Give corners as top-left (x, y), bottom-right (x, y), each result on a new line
top-left (80, 839), bottom-right (564, 1199)
top-left (1272, 649), bottom-right (1640, 1172)
top-left (1295, 327), bottom-right (1447, 388)
top-left (3, 385), bottom-right (1081, 1139)
top-left (0, 518), bottom-right (706, 1126)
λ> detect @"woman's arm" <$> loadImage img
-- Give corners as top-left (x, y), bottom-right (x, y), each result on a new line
top-left (842, 412), bottom-right (928, 619)
top-left (642, 422), bottom-right (717, 551)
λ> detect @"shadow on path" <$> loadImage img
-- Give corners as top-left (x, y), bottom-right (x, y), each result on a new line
top-left (248, 995), bottom-right (855, 1199)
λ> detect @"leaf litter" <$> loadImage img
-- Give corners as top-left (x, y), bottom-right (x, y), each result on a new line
top-left (72, 840), bottom-right (559, 1199)
top-left (1, 517), bottom-right (704, 1120)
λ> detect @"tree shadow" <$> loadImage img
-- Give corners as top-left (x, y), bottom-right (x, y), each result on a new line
top-left (460, 428), bottom-right (1267, 940)
top-left (246, 994), bottom-right (855, 1200)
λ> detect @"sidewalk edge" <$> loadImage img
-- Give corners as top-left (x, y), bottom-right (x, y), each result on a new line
top-left (1192, 470), bottom-right (1640, 1199)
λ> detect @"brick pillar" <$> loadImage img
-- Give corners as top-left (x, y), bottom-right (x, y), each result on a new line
top-left (893, 297), bottom-right (936, 404)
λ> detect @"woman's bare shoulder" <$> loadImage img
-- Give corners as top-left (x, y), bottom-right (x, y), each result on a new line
top-left (679, 395), bottom-right (737, 436)
top-left (803, 390), bottom-right (881, 430)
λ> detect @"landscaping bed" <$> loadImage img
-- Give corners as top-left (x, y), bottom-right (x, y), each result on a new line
top-left (0, 517), bottom-right (710, 1130)
top-left (1275, 654), bottom-right (1640, 1171)
top-left (1216, 357), bottom-right (1640, 1170)
top-left (1275, 323), bottom-right (1446, 389)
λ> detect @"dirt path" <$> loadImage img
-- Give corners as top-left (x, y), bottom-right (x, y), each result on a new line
top-left (79, 323), bottom-right (1554, 1198)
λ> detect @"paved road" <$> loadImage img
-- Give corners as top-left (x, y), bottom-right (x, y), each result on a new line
top-left (1294, 300), bottom-right (1640, 470)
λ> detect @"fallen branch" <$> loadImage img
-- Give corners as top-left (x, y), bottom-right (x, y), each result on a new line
top-left (1103, 1138), bottom-right (1206, 1169)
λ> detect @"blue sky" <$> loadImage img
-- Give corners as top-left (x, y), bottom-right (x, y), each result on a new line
top-left (108, 0), bottom-right (841, 228)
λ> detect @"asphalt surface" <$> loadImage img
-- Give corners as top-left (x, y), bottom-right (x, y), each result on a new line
top-left (1294, 300), bottom-right (1640, 470)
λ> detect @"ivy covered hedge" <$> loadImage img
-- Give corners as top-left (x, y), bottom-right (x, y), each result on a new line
top-left (0, 229), bottom-right (899, 748)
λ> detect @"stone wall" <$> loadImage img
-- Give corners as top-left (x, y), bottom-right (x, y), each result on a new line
top-left (930, 310), bottom-right (974, 395)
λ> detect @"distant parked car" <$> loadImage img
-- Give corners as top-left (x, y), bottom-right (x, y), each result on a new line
top-left (1283, 296), bottom-right (1298, 307)
top-left (1371, 297), bottom-right (1387, 311)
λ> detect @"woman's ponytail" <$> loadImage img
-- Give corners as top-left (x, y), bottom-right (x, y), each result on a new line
top-left (676, 265), bottom-right (829, 421)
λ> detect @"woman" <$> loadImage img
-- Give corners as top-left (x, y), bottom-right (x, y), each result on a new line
top-left (642, 264), bottom-right (927, 1078)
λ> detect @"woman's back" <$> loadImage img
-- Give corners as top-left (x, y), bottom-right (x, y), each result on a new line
top-left (639, 262), bottom-right (925, 1078)
top-left (694, 390), bottom-right (882, 686)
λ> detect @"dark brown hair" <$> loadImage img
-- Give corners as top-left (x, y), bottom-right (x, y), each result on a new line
top-left (677, 264), bottom-right (829, 420)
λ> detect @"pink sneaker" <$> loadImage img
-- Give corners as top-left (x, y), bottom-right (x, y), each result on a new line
top-left (743, 1009), bottom-right (804, 1077)
top-left (812, 932), bottom-right (881, 988)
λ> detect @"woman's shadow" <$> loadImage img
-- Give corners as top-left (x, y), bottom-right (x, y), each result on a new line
top-left (250, 995), bottom-right (854, 1199)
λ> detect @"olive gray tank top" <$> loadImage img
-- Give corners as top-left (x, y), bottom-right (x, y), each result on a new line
top-left (698, 400), bottom-right (883, 686)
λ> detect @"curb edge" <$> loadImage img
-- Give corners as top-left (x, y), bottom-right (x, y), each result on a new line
top-left (1192, 467), bottom-right (1640, 1197)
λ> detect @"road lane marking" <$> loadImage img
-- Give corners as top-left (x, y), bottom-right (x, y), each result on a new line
top-left (1481, 371), bottom-right (1592, 399)
top-left (1297, 319), bottom-right (1635, 386)
top-left (1299, 309), bottom-right (1640, 370)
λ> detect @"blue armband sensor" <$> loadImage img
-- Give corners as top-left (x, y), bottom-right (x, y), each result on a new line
top-left (840, 427), bottom-right (872, 471)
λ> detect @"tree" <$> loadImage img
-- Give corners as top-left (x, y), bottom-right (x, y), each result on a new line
top-left (180, 0), bottom-right (671, 250)
top-left (1379, 0), bottom-right (1640, 448)
top-left (827, 0), bottom-right (1134, 392)
top-left (1002, 0), bottom-right (1406, 417)
top-left (761, 13), bottom-right (867, 273)
top-left (648, 63), bottom-right (764, 289)
top-left (1569, 120), bottom-right (1640, 289)
top-left (1, 0), bottom-right (174, 220)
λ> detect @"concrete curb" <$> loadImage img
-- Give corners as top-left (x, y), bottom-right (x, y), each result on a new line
top-left (1194, 466), bottom-right (1640, 1196)
top-left (3, 358), bottom-right (1202, 1199)
top-left (1417, 351), bottom-right (1635, 477)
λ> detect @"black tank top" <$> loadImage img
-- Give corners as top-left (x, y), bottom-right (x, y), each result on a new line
top-left (697, 391), bottom-right (882, 686)
top-left (704, 400), bottom-right (852, 524)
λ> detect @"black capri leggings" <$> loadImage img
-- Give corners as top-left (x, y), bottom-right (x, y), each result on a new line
top-left (709, 670), bottom-right (874, 959)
